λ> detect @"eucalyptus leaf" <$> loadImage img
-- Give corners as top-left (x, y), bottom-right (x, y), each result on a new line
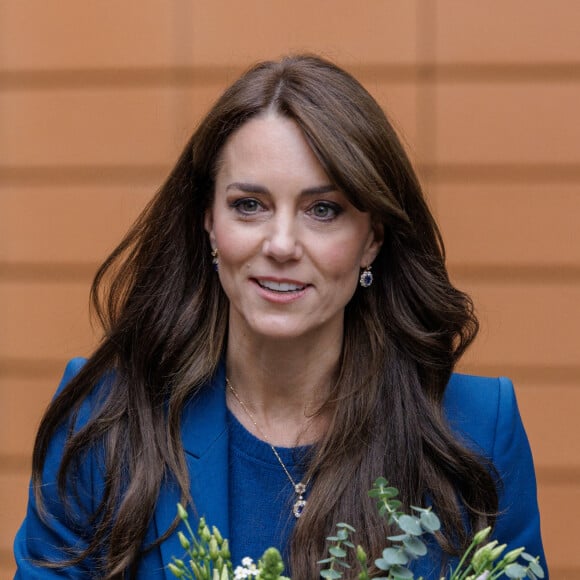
top-left (419, 510), bottom-right (441, 533)
top-left (329, 546), bottom-right (347, 558)
top-left (387, 534), bottom-right (409, 542)
top-left (374, 558), bottom-right (389, 571)
top-left (521, 554), bottom-right (545, 578)
top-left (505, 562), bottom-right (527, 578)
top-left (380, 547), bottom-right (409, 565)
top-left (403, 535), bottom-right (427, 556)
top-left (528, 559), bottom-right (545, 578)
top-left (398, 515), bottom-right (423, 536)
top-left (390, 564), bottom-right (414, 579)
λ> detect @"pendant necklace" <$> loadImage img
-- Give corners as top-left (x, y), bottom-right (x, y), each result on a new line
top-left (226, 378), bottom-right (310, 518)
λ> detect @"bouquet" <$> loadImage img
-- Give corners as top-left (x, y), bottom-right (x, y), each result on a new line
top-left (168, 478), bottom-right (544, 580)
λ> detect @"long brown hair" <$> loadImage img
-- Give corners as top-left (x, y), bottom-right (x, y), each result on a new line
top-left (32, 55), bottom-right (497, 578)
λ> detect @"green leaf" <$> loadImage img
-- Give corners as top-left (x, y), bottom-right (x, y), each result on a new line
top-left (398, 515), bottom-right (423, 536)
top-left (419, 510), bottom-right (441, 533)
top-left (320, 569), bottom-right (343, 579)
top-left (380, 547), bottom-right (409, 566)
top-left (374, 558), bottom-right (390, 571)
top-left (528, 561), bottom-right (545, 578)
top-left (337, 522), bottom-right (356, 532)
top-left (317, 558), bottom-right (333, 564)
top-left (505, 563), bottom-right (528, 578)
top-left (329, 546), bottom-right (347, 558)
top-left (521, 554), bottom-right (545, 578)
top-left (389, 499), bottom-right (403, 510)
top-left (403, 536), bottom-right (427, 556)
top-left (390, 564), bottom-right (414, 579)
top-left (387, 534), bottom-right (409, 542)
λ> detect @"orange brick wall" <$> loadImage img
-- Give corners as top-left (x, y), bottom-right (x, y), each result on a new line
top-left (1, 2), bottom-right (578, 577)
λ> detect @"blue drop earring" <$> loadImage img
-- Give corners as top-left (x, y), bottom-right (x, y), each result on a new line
top-left (359, 265), bottom-right (373, 288)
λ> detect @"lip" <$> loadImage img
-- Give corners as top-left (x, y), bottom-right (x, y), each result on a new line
top-left (251, 277), bottom-right (311, 304)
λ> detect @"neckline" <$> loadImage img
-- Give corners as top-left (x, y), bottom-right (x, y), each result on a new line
top-left (226, 408), bottom-right (312, 467)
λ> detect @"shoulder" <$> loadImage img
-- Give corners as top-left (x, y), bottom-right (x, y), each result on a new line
top-left (443, 375), bottom-right (547, 570)
top-left (59, 357), bottom-right (89, 386)
top-left (442, 373), bottom-right (518, 459)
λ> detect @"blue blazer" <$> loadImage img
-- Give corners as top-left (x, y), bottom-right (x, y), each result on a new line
top-left (14, 358), bottom-right (547, 578)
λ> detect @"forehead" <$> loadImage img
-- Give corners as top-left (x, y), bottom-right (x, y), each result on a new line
top-left (216, 113), bottom-right (331, 185)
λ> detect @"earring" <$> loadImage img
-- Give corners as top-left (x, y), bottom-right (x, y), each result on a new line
top-left (211, 248), bottom-right (219, 271)
top-left (359, 265), bottom-right (373, 288)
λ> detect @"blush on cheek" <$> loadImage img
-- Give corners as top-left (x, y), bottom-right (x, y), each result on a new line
top-left (323, 247), bottom-right (363, 273)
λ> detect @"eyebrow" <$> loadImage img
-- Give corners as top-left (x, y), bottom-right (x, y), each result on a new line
top-left (225, 182), bottom-right (337, 195)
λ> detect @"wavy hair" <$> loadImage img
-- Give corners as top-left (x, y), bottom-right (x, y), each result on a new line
top-left (32, 55), bottom-right (497, 578)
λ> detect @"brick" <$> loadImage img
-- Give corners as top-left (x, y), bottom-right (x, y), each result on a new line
top-left (434, 183), bottom-right (580, 268)
top-left (0, 472), bottom-right (30, 554)
top-left (537, 482), bottom-right (580, 570)
top-left (435, 1), bottom-right (580, 64)
top-left (0, 0), bottom-right (177, 71)
top-left (0, 280), bottom-right (97, 360)
top-left (0, 87), bottom-right (187, 167)
top-left (0, 374), bottom-right (59, 457)
top-left (434, 82), bottom-right (580, 166)
top-left (362, 81), bottom-right (420, 163)
top-left (452, 280), bottom-right (580, 368)
top-left (188, 1), bottom-right (419, 67)
top-left (0, 557), bottom-right (16, 580)
top-left (516, 384), bottom-right (580, 471)
top-left (0, 185), bottom-right (154, 264)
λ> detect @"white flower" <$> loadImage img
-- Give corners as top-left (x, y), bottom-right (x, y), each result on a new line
top-left (233, 557), bottom-right (260, 579)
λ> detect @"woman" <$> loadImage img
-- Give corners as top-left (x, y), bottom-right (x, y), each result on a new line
top-left (14, 55), bottom-right (546, 579)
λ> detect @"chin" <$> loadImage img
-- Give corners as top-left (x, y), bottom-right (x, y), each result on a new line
top-left (249, 316), bottom-right (338, 343)
top-left (252, 324), bottom-right (309, 341)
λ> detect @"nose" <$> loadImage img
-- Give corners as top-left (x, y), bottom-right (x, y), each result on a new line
top-left (262, 212), bottom-right (303, 262)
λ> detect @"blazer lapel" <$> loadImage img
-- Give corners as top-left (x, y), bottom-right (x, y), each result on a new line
top-left (154, 363), bottom-right (229, 578)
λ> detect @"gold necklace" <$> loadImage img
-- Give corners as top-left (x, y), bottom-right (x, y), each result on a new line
top-left (226, 378), bottom-right (310, 518)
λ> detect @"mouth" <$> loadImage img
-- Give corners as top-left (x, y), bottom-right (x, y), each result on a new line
top-left (255, 279), bottom-right (308, 293)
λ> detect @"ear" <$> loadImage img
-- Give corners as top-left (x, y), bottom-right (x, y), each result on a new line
top-left (204, 208), bottom-right (216, 248)
top-left (361, 222), bottom-right (383, 268)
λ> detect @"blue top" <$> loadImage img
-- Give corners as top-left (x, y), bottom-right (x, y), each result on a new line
top-left (13, 358), bottom-right (548, 578)
top-left (227, 409), bottom-right (309, 566)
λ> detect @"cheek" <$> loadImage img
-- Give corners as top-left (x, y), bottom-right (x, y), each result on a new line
top-left (215, 227), bottom-right (260, 269)
top-left (319, 239), bottom-right (366, 279)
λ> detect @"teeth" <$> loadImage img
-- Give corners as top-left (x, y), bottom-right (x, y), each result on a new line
top-left (258, 280), bottom-right (305, 292)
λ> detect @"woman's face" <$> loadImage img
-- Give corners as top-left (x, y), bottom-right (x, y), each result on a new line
top-left (205, 113), bottom-right (382, 343)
